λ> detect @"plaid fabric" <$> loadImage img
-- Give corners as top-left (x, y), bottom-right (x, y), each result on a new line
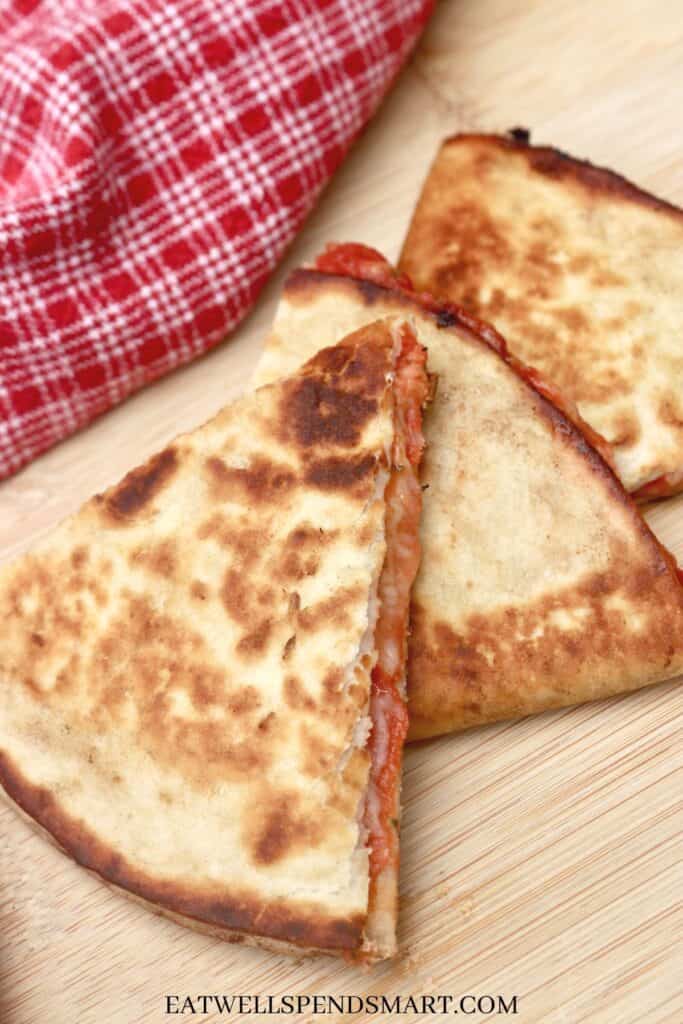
top-left (0, 0), bottom-right (433, 480)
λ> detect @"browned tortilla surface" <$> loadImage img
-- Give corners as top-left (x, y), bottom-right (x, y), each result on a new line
top-left (256, 268), bottom-right (683, 739)
top-left (0, 324), bottom-right (406, 958)
top-left (399, 131), bottom-right (683, 496)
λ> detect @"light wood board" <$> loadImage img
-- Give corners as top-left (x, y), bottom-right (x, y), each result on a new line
top-left (1, 2), bottom-right (682, 1021)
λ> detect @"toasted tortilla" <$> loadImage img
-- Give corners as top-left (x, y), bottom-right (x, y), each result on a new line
top-left (254, 252), bottom-right (683, 740)
top-left (0, 321), bottom-right (427, 960)
top-left (399, 130), bottom-right (683, 497)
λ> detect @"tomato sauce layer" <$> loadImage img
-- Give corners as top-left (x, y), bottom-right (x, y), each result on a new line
top-left (364, 325), bottom-right (427, 884)
top-left (633, 470), bottom-right (683, 502)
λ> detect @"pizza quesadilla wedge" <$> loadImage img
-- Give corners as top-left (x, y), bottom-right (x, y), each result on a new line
top-left (254, 245), bottom-right (683, 741)
top-left (399, 130), bottom-right (683, 498)
top-left (0, 321), bottom-right (428, 961)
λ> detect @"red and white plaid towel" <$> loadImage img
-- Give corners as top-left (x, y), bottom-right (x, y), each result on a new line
top-left (0, 0), bottom-right (433, 480)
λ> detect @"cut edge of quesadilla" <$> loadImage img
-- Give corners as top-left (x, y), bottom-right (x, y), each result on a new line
top-left (255, 244), bottom-right (683, 741)
top-left (398, 130), bottom-right (683, 499)
top-left (354, 319), bottom-right (428, 957)
top-left (0, 320), bottom-right (429, 962)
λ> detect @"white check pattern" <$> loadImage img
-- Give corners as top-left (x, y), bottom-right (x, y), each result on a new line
top-left (0, 0), bottom-right (433, 478)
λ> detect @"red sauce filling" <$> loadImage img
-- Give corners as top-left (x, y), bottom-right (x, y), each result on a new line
top-left (651, 536), bottom-right (683, 592)
top-left (632, 472), bottom-right (683, 502)
top-left (365, 324), bottom-right (427, 883)
top-left (315, 242), bottom-right (414, 292)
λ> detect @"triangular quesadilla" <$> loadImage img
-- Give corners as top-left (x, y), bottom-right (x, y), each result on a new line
top-left (0, 321), bottom-right (428, 960)
top-left (254, 245), bottom-right (683, 741)
top-left (399, 130), bottom-right (683, 498)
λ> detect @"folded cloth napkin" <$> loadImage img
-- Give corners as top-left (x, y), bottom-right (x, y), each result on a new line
top-left (0, 0), bottom-right (433, 480)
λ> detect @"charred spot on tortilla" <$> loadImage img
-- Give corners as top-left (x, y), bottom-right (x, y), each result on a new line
top-left (247, 790), bottom-right (327, 867)
top-left (236, 618), bottom-right (273, 658)
top-left (508, 125), bottom-right (530, 145)
top-left (273, 549), bottom-right (318, 583)
top-left (436, 309), bottom-right (458, 328)
top-left (283, 376), bottom-right (378, 450)
top-left (296, 584), bottom-right (365, 633)
top-left (99, 446), bottom-right (178, 521)
top-left (129, 539), bottom-right (178, 578)
top-left (304, 453), bottom-right (377, 492)
top-left (277, 323), bottom-right (400, 451)
top-left (190, 580), bottom-right (209, 601)
top-left (282, 635), bottom-right (296, 661)
top-left (205, 454), bottom-right (297, 502)
top-left (283, 675), bottom-right (316, 712)
top-left (70, 546), bottom-right (89, 569)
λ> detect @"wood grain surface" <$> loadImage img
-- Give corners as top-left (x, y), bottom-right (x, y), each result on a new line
top-left (1, 2), bottom-right (682, 1022)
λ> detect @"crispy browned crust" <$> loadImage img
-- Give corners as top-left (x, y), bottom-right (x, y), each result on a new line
top-left (286, 267), bottom-right (509, 353)
top-left (0, 750), bottom-right (364, 952)
top-left (407, 390), bottom-right (683, 738)
top-left (286, 269), bottom-right (662, 517)
top-left (0, 322), bottom-right (409, 959)
top-left (441, 130), bottom-right (683, 220)
top-left (97, 447), bottom-right (180, 522)
top-left (268, 266), bottom-right (683, 739)
top-left (398, 132), bottom-right (683, 496)
top-left (285, 269), bottom-right (612, 468)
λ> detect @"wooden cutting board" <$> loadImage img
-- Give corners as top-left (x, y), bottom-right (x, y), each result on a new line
top-left (1, 2), bottom-right (682, 1022)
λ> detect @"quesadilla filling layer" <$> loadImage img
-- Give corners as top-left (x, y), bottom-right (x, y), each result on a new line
top-left (363, 324), bottom-right (428, 951)
top-left (633, 468), bottom-right (683, 502)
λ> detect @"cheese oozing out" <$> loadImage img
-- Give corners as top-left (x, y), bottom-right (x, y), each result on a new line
top-left (362, 323), bottom-right (428, 958)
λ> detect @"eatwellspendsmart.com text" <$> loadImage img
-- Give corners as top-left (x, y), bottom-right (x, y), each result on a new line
top-left (164, 993), bottom-right (520, 1016)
